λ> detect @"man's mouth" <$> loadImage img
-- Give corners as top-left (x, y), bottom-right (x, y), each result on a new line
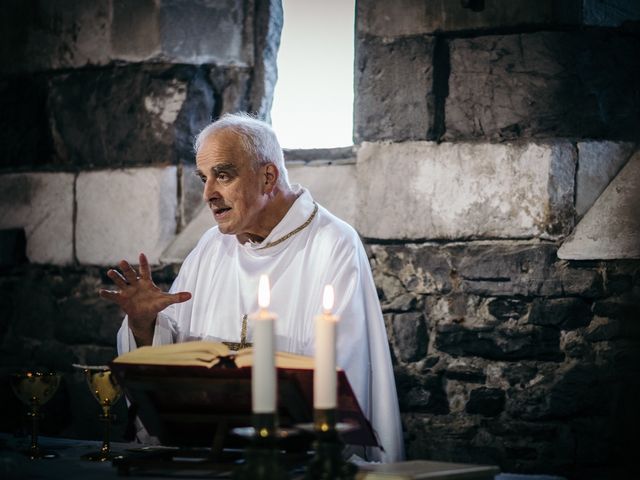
top-left (212, 206), bottom-right (231, 219)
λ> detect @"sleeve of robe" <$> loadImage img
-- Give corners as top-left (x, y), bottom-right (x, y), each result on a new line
top-left (317, 229), bottom-right (405, 463)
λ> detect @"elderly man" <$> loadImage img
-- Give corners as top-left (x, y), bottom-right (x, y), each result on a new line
top-left (101, 113), bottom-right (404, 462)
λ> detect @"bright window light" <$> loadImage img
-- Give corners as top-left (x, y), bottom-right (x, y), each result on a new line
top-left (270, 0), bottom-right (355, 149)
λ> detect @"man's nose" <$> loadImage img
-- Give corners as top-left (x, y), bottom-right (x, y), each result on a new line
top-left (202, 178), bottom-right (220, 202)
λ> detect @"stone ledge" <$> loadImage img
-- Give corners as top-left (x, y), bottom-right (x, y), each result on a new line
top-left (558, 149), bottom-right (640, 260)
top-left (75, 166), bottom-right (178, 266)
top-left (357, 141), bottom-right (576, 240)
top-left (575, 141), bottom-right (636, 218)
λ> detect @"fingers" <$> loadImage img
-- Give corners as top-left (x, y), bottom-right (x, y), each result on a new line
top-left (139, 253), bottom-right (152, 280)
top-left (162, 291), bottom-right (192, 308)
top-left (99, 289), bottom-right (121, 302)
top-left (106, 269), bottom-right (128, 289)
top-left (119, 259), bottom-right (139, 284)
top-left (174, 291), bottom-right (192, 303)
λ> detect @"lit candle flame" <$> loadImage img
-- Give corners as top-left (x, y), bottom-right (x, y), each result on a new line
top-left (322, 284), bottom-right (334, 313)
top-left (258, 274), bottom-right (270, 309)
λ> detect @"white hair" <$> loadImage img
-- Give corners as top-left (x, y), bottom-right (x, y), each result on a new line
top-left (194, 112), bottom-right (290, 188)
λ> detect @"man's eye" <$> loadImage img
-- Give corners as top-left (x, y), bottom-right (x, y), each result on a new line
top-left (217, 173), bottom-right (229, 181)
top-left (199, 176), bottom-right (206, 184)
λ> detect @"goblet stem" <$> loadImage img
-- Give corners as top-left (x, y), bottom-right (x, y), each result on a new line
top-left (99, 405), bottom-right (112, 458)
top-left (82, 402), bottom-right (114, 461)
top-left (28, 402), bottom-right (41, 459)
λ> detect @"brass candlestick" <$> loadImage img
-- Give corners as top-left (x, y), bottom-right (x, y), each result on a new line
top-left (233, 413), bottom-right (289, 480)
top-left (79, 366), bottom-right (123, 461)
top-left (304, 409), bottom-right (357, 480)
top-left (10, 371), bottom-right (61, 459)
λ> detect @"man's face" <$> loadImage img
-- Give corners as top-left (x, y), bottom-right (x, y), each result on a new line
top-left (195, 130), bottom-right (268, 241)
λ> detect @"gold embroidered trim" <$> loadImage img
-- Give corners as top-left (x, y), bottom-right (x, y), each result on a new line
top-left (257, 203), bottom-right (318, 250)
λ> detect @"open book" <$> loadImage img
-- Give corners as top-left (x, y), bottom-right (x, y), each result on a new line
top-left (111, 341), bottom-right (377, 449)
top-left (113, 341), bottom-right (315, 369)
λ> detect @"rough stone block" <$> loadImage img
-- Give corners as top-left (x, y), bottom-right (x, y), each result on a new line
top-left (445, 31), bottom-right (640, 141)
top-left (402, 414), bottom-right (488, 464)
top-left (76, 167), bottom-right (178, 265)
top-left (157, 0), bottom-right (249, 65)
top-left (559, 150), bottom-right (640, 260)
top-left (0, 173), bottom-right (74, 265)
top-left (356, 0), bottom-right (431, 37)
top-left (576, 141), bottom-right (635, 217)
top-left (0, 229), bottom-right (27, 267)
top-left (502, 363), bottom-right (539, 388)
top-left (487, 297), bottom-right (529, 322)
top-left (370, 244), bottom-right (454, 295)
top-left (110, 0), bottom-right (161, 61)
top-left (357, 0), bottom-right (582, 37)
top-left (0, 0), bottom-right (111, 74)
top-left (112, 0), bottom-right (250, 66)
top-left (592, 293), bottom-right (640, 323)
top-left (505, 363), bottom-right (617, 422)
top-left (390, 312), bottom-right (428, 363)
top-left (354, 35), bottom-right (435, 143)
top-left (0, 0), bottom-right (249, 73)
top-left (465, 387), bottom-right (506, 417)
top-left (583, 0), bottom-right (640, 26)
top-left (528, 298), bottom-right (592, 330)
top-left (435, 322), bottom-right (563, 361)
top-left (395, 370), bottom-right (449, 413)
top-left (48, 65), bottom-right (214, 168)
top-left (287, 162), bottom-right (357, 227)
top-left (0, 77), bottom-right (53, 168)
top-left (356, 141), bottom-right (576, 240)
top-left (208, 66), bottom-right (252, 115)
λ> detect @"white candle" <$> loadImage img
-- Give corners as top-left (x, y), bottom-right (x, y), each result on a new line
top-left (250, 274), bottom-right (277, 413)
top-left (314, 285), bottom-right (338, 409)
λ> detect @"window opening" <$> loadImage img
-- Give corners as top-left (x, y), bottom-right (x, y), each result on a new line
top-left (270, 0), bottom-right (355, 149)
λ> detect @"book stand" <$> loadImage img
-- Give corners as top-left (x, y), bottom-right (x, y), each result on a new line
top-left (110, 361), bottom-right (377, 476)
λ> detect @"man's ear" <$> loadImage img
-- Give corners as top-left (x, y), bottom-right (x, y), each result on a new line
top-left (263, 163), bottom-right (279, 193)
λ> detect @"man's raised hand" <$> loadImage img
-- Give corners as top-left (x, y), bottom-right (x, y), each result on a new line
top-left (99, 253), bottom-right (191, 346)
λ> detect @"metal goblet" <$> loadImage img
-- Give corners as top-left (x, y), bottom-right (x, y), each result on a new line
top-left (79, 366), bottom-right (123, 461)
top-left (10, 371), bottom-right (61, 459)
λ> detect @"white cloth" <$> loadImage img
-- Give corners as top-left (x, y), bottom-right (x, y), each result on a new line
top-left (117, 186), bottom-right (405, 462)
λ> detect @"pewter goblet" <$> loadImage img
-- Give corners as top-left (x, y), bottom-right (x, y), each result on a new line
top-left (10, 371), bottom-right (61, 459)
top-left (80, 366), bottom-right (123, 461)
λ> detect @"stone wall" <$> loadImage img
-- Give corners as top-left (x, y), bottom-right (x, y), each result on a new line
top-left (1, 1), bottom-right (640, 479)
top-left (354, 1), bottom-right (640, 479)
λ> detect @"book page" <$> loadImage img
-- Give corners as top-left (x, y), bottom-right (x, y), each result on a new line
top-left (113, 341), bottom-right (232, 367)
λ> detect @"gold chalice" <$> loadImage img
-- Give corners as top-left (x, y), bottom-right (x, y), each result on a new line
top-left (10, 371), bottom-right (61, 459)
top-left (78, 365), bottom-right (123, 461)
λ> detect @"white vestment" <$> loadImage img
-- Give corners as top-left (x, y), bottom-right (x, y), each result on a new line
top-left (117, 187), bottom-right (405, 462)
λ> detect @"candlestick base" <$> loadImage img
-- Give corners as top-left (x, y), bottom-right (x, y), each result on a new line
top-left (233, 413), bottom-right (289, 480)
top-left (303, 409), bottom-right (357, 480)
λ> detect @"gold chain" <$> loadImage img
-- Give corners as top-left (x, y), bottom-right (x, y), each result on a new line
top-left (257, 203), bottom-right (318, 250)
